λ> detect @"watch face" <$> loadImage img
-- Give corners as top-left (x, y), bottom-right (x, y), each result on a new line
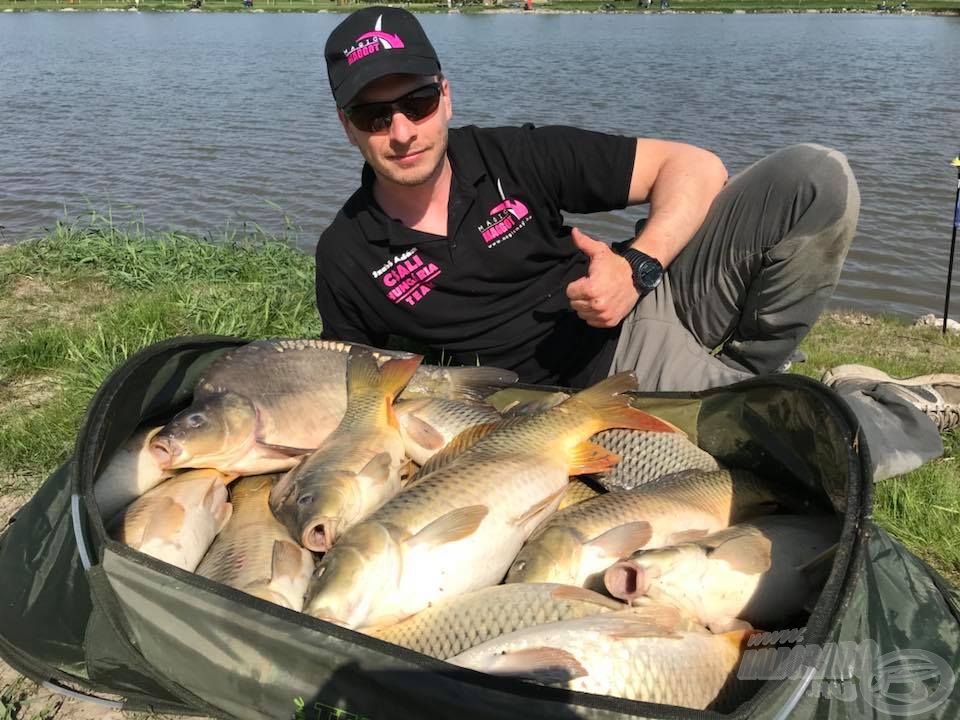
top-left (637, 260), bottom-right (663, 289)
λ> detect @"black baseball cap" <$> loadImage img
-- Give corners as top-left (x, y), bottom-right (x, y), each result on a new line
top-left (325, 7), bottom-right (442, 109)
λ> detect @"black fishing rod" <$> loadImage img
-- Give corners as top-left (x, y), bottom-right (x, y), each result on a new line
top-left (943, 153), bottom-right (960, 335)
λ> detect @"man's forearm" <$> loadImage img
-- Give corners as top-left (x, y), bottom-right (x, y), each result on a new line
top-left (626, 140), bottom-right (728, 268)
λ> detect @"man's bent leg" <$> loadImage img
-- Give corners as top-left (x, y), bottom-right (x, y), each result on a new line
top-left (669, 143), bottom-right (860, 375)
top-left (609, 274), bottom-right (753, 392)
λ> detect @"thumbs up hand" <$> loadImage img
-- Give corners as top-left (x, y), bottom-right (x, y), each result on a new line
top-left (565, 227), bottom-right (640, 329)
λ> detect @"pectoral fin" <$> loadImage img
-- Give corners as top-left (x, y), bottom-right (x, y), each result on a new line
top-left (407, 505), bottom-right (489, 550)
top-left (586, 522), bottom-right (653, 558)
top-left (140, 498), bottom-right (186, 544)
top-left (359, 452), bottom-right (393, 486)
top-left (484, 647), bottom-right (588, 685)
top-left (256, 441), bottom-right (315, 458)
top-left (401, 415), bottom-right (446, 451)
top-left (707, 533), bottom-right (772, 575)
top-left (666, 529), bottom-right (712, 544)
top-left (511, 486), bottom-right (568, 529)
top-left (271, 539), bottom-right (310, 579)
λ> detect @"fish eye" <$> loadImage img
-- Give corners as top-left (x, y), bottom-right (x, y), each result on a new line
top-left (513, 560), bottom-right (526, 572)
top-left (297, 493), bottom-right (314, 507)
top-left (314, 566), bottom-right (326, 580)
top-left (186, 413), bottom-right (207, 428)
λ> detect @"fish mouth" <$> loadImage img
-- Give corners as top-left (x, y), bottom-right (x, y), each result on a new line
top-left (604, 561), bottom-right (648, 603)
top-left (149, 436), bottom-right (183, 469)
top-left (303, 519), bottom-right (339, 553)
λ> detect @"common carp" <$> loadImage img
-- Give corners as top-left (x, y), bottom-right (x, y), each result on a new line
top-left (448, 605), bottom-right (752, 711)
top-left (108, 468), bottom-right (234, 572)
top-left (302, 372), bottom-right (681, 629)
top-left (149, 339), bottom-right (517, 476)
top-left (269, 350), bottom-right (422, 552)
top-left (94, 425), bottom-right (172, 520)
top-left (393, 397), bottom-right (502, 466)
top-left (604, 514), bottom-right (839, 632)
top-left (505, 469), bottom-right (801, 591)
top-left (368, 583), bottom-right (625, 659)
top-left (196, 475), bottom-right (315, 611)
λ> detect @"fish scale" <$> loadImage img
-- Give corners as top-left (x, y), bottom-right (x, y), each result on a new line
top-left (302, 372), bottom-right (679, 628)
top-left (151, 338), bottom-right (518, 477)
top-left (506, 468), bottom-right (798, 589)
top-left (196, 475), bottom-right (315, 611)
top-left (268, 351), bottom-right (418, 552)
top-left (448, 609), bottom-right (751, 711)
top-left (368, 583), bottom-right (624, 660)
top-left (591, 428), bottom-right (721, 491)
top-left (531, 468), bottom-right (781, 541)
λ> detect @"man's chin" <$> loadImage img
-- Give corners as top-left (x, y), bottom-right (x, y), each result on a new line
top-left (376, 151), bottom-right (445, 187)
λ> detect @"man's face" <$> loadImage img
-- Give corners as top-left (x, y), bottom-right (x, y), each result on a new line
top-left (338, 74), bottom-right (452, 188)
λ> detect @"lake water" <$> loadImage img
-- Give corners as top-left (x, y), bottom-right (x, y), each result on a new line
top-left (1, 11), bottom-right (959, 317)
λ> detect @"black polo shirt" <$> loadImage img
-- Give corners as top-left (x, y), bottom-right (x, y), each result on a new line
top-left (315, 124), bottom-right (636, 388)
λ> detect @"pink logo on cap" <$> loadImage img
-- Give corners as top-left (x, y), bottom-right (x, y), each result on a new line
top-left (344, 15), bottom-right (405, 66)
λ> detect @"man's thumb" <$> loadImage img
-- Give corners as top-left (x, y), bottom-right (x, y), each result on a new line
top-left (571, 227), bottom-right (607, 258)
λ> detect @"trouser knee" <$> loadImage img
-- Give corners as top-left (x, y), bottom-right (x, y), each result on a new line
top-left (767, 143), bottom-right (860, 249)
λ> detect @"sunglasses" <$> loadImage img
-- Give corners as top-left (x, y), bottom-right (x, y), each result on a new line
top-left (344, 82), bottom-right (443, 134)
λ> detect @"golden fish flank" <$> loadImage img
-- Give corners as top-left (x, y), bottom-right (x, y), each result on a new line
top-left (505, 468), bottom-right (791, 590)
top-left (268, 349), bottom-right (423, 553)
top-left (367, 583), bottom-right (625, 660)
top-left (394, 397), bottom-right (503, 466)
top-left (148, 339), bottom-right (517, 477)
top-left (604, 514), bottom-right (840, 632)
top-left (447, 605), bottom-right (752, 711)
top-left (195, 475), bottom-right (315, 612)
top-left (108, 468), bottom-right (234, 572)
top-left (94, 425), bottom-right (172, 521)
top-left (302, 372), bottom-right (683, 630)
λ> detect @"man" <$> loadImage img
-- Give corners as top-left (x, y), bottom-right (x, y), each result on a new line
top-left (317, 6), bottom-right (957, 480)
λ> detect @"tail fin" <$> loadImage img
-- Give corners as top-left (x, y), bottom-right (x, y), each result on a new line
top-left (565, 372), bottom-right (683, 435)
top-left (346, 348), bottom-right (423, 400)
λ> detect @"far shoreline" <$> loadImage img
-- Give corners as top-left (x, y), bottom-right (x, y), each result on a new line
top-left (2, 4), bottom-right (958, 13)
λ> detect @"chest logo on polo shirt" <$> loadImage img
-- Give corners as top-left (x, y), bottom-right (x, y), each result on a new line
top-left (477, 179), bottom-right (533, 248)
top-left (370, 248), bottom-right (441, 307)
top-left (344, 15), bottom-right (405, 66)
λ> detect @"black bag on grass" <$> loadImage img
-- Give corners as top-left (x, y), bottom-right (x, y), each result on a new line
top-left (1, 335), bottom-right (959, 720)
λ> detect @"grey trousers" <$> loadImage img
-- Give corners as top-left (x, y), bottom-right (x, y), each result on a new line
top-left (610, 143), bottom-right (943, 481)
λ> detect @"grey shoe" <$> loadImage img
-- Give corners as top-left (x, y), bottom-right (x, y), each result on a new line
top-left (821, 364), bottom-right (960, 433)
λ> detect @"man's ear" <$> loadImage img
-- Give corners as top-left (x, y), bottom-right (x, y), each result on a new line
top-left (441, 77), bottom-right (453, 121)
top-left (337, 108), bottom-right (360, 147)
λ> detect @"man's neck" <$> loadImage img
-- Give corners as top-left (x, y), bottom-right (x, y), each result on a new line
top-left (373, 157), bottom-right (453, 236)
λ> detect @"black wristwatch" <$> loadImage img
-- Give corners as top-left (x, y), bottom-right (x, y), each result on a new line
top-left (618, 247), bottom-right (664, 295)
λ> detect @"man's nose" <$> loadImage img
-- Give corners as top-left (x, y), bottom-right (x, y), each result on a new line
top-left (388, 111), bottom-right (417, 144)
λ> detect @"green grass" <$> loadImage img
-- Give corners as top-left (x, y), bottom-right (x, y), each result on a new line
top-left (0, 214), bottom-right (319, 479)
top-left (793, 311), bottom-right (960, 585)
top-left (0, 679), bottom-right (60, 720)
